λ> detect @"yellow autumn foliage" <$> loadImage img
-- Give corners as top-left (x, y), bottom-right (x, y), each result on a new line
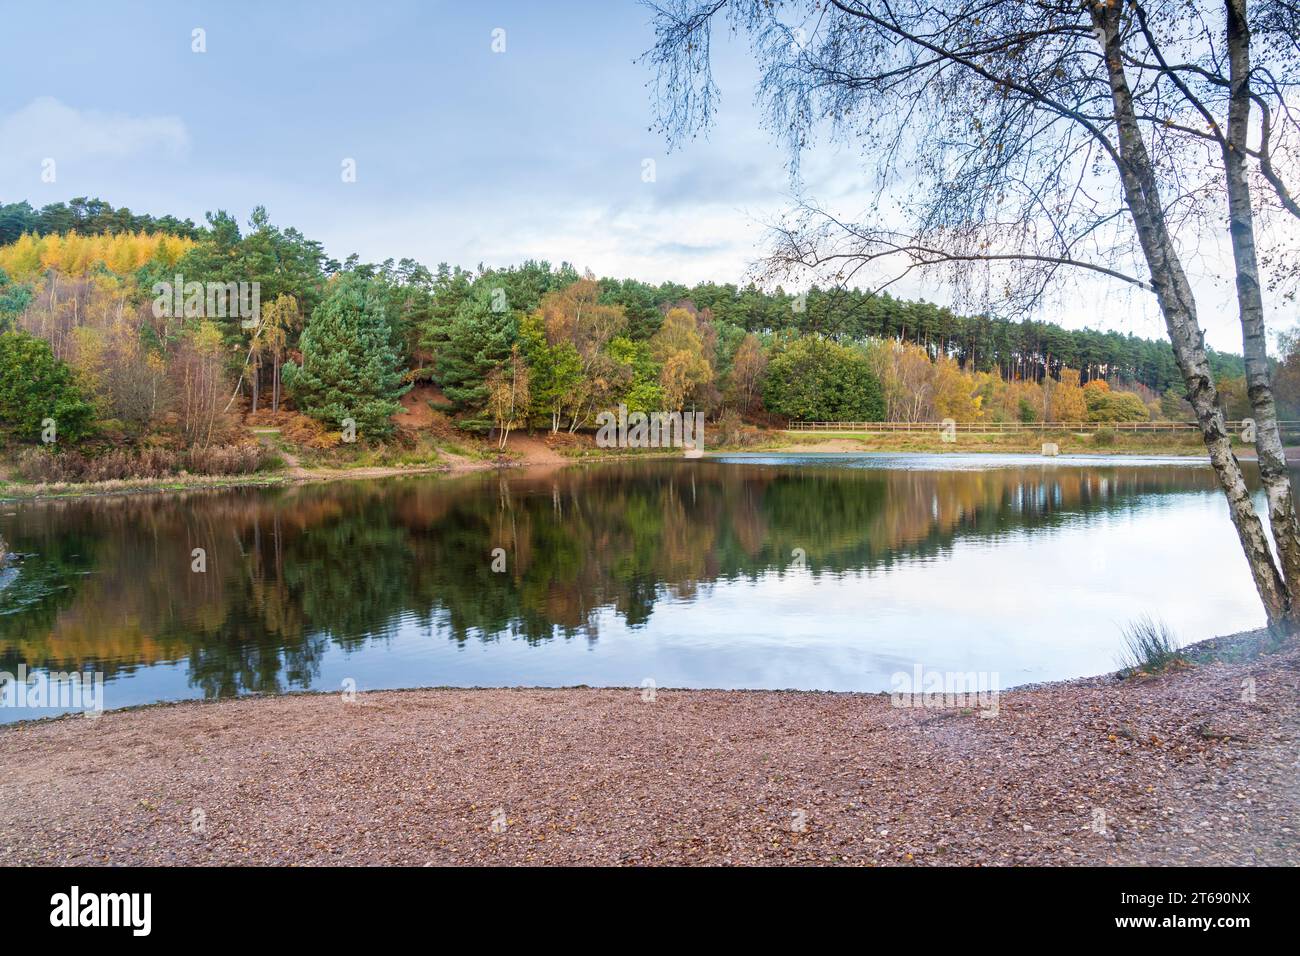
top-left (0, 230), bottom-right (194, 280)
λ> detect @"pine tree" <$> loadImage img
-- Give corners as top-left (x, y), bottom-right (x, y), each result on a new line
top-left (432, 282), bottom-right (517, 409)
top-left (281, 275), bottom-right (409, 439)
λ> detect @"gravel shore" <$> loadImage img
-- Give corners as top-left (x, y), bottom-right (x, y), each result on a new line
top-left (2, 640), bottom-right (1297, 866)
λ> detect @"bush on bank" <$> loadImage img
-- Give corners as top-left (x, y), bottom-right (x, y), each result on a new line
top-left (763, 337), bottom-right (886, 422)
top-left (12, 444), bottom-right (271, 483)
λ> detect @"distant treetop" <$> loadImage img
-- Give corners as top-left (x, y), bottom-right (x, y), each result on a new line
top-left (0, 197), bottom-right (203, 246)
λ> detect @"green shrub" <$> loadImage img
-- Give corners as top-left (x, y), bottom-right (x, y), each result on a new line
top-left (763, 337), bottom-right (884, 422)
top-left (0, 331), bottom-right (97, 444)
top-left (0, 268), bottom-right (33, 331)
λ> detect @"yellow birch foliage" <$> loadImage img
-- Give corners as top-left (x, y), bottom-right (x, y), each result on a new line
top-left (0, 231), bottom-right (194, 280)
top-left (1048, 368), bottom-right (1088, 423)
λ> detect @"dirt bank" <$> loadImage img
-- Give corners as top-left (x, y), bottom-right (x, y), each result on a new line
top-left (2, 638), bottom-right (1295, 866)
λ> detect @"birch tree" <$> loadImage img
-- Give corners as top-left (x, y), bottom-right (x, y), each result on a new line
top-left (487, 345), bottom-right (531, 450)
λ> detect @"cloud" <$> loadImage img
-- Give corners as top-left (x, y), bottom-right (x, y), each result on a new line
top-left (311, 188), bottom-right (772, 289)
top-left (0, 97), bottom-right (188, 188)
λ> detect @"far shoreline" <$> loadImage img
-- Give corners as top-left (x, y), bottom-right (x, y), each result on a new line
top-left (0, 431), bottom-right (1235, 502)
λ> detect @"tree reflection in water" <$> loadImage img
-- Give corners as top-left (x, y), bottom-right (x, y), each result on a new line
top-left (0, 458), bottom-right (1232, 698)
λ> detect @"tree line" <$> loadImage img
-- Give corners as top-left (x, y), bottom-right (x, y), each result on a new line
top-left (0, 195), bottom-right (1244, 403)
top-left (0, 197), bottom-right (204, 245)
top-left (0, 200), bottom-right (1274, 463)
top-left (0, 198), bottom-right (1264, 457)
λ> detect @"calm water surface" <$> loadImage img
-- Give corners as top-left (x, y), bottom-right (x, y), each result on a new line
top-left (0, 454), bottom-right (1269, 720)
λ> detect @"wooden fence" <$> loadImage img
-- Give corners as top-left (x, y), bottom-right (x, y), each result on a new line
top-left (785, 420), bottom-right (1300, 434)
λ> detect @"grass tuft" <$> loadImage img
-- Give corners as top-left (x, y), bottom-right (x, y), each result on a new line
top-left (1116, 615), bottom-right (1187, 677)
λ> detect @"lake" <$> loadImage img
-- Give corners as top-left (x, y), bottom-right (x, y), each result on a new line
top-left (0, 454), bottom-right (1268, 721)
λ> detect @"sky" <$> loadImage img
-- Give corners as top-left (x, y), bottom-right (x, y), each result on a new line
top-left (0, 0), bottom-right (1293, 352)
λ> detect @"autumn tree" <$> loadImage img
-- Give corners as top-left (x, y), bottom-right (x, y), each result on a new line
top-left (933, 356), bottom-right (982, 423)
top-left (536, 277), bottom-right (629, 428)
top-left (1215, 376), bottom-right (1253, 420)
top-left (650, 307), bottom-right (713, 411)
top-left (539, 278), bottom-right (625, 361)
top-left (0, 231), bottom-right (193, 281)
top-left (68, 306), bottom-right (168, 431)
top-left (259, 293), bottom-right (301, 414)
top-left (727, 332), bottom-right (768, 412)
top-left (863, 340), bottom-right (936, 423)
top-left (1045, 369), bottom-right (1089, 424)
top-left (171, 321), bottom-right (228, 449)
top-left (486, 345), bottom-right (531, 449)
